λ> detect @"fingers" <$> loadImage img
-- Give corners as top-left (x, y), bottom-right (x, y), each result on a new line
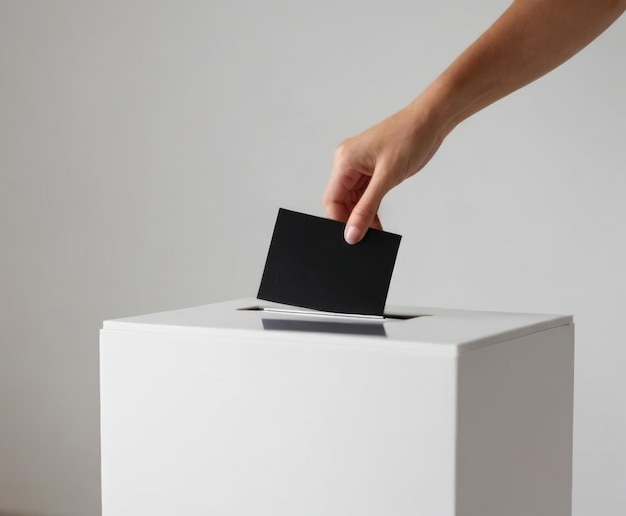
top-left (324, 105), bottom-right (439, 243)
top-left (344, 173), bottom-right (388, 244)
top-left (322, 143), bottom-right (360, 223)
top-left (370, 213), bottom-right (383, 231)
top-left (323, 140), bottom-right (388, 244)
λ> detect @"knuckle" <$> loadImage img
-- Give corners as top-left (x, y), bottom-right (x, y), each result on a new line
top-left (321, 191), bottom-right (332, 208)
top-left (352, 202), bottom-right (378, 221)
top-left (333, 139), bottom-right (353, 162)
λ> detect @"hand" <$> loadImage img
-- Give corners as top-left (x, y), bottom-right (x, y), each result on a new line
top-left (323, 0), bottom-right (626, 245)
top-left (323, 98), bottom-right (450, 244)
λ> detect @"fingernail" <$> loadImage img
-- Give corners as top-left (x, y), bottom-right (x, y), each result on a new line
top-left (345, 226), bottom-right (360, 245)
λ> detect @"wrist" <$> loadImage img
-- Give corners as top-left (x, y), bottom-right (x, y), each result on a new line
top-left (405, 78), bottom-right (460, 142)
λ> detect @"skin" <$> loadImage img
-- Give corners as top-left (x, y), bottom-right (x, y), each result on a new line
top-left (323, 0), bottom-right (626, 244)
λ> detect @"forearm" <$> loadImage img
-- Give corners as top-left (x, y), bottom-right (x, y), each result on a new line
top-left (417, 0), bottom-right (626, 133)
top-left (325, 0), bottom-right (624, 241)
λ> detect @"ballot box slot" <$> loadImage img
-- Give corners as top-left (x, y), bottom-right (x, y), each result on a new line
top-left (238, 305), bottom-right (429, 321)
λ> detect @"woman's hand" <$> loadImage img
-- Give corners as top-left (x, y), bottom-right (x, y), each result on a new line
top-left (323, 0), bottom-right (626, 245)
top-left (323, 97), bottom-right (451, 244)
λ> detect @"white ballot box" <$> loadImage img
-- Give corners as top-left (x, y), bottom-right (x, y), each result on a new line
top-left (100, 298), bottom-right (574, 516)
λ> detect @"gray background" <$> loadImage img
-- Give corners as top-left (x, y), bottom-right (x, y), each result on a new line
top-left (1, 1), bottom-right (624, 515)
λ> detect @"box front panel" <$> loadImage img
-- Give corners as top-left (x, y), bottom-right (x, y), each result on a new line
top-left (100, 330), bottom-right (457, 516)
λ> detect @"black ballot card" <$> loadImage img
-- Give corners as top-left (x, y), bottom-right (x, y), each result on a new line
top-left (257, 208), bottom-right (401, 316)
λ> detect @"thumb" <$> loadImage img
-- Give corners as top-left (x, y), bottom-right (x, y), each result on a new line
top-left (344, 175), bottom-right (387, 245)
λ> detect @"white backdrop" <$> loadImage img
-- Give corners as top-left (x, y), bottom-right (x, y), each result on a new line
top-left (1, 1), bottom-right (624, 515)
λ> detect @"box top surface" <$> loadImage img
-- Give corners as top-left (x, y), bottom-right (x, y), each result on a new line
top-left (102, 298), bottom-right (572, 353)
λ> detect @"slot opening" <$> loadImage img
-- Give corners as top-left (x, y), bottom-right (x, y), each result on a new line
top-left (237, 305), bottom-right (428, 321)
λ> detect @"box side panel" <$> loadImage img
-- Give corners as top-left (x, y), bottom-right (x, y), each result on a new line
top-left (456, 325), bottom-right (574, 516)
top-left (100, 329), bottom-right (458, 516)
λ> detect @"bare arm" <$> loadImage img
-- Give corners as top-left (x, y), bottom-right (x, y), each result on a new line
top-left (435, 0), bottom-right (626, 128)
top-left (323, 0), bottom-right (626, 244)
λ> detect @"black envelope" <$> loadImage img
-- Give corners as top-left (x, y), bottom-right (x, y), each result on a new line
top-left (257, 208), bottom-right (401, 316)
